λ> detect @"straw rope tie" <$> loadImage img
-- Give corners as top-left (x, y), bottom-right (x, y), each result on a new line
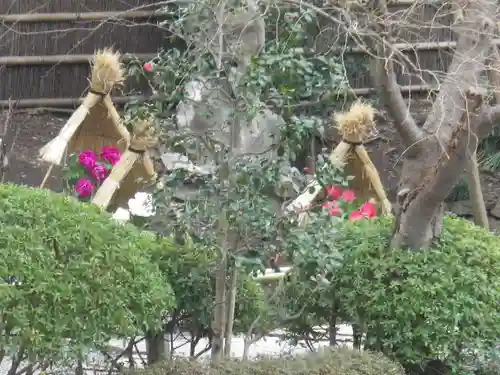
top-left (128, 123), bottom-right (158, 153)
top-left (344, 140), bottom-right (363, 146)
top-left (89, 89), bottom-right (107, 97)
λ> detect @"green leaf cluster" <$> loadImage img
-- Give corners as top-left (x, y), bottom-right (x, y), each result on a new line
top-left (0, 184), bottom-right (174, 362)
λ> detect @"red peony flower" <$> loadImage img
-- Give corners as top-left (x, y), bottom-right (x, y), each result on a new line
top-left (360, 201), bottom-right (377, 218)
top-left (78, 150), bottom-right (97, 169)
top-left (91, 164), bottom-right (109, 182)
top-left (322, 201), bottom-right (342, 217)
top-left (349, 211), bottom-right (364, 221)
top-left (143, 62), bottom-right (154, 72)
top-left (74, 178), bottom-right (95, 198)
top-left (101, 146), bottom-right (121, 166)
top-left (341, 189), bottom-right (356, 202)
top-left (325, 185), bottom-right (343, 200)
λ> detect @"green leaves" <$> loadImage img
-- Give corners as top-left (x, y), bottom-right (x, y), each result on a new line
top-left (332, 216), bottom-right (500, 369)
top-left (0, 184), bottom-right (175, 364)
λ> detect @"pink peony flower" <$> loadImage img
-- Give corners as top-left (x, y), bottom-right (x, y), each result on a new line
top-left (360, 201), bottom-right (377, 218)
top-left (325, 185), bottom-right (343, 200)
top-left (341, 189), bottom-right (356, 202)
top-left (78, 150), bottom-right (97, 169)
top-left (101, 146), bottom-right (121, 166)
top-left (322, 201), bottom-right (342, 217)
top-left (143, 62), bottom-right (154, 72)
top-left (91, 164), bottom-right (109, 182)
top-left (349, 211), bottom-right (364, 221)
top-left (74, 178), bottom-right (95, 198)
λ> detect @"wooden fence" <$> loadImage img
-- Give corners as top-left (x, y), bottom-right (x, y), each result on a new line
top-left (0, 0), bottom-right (463, 107)
top-left (0, 0), bottom-right (172, 106)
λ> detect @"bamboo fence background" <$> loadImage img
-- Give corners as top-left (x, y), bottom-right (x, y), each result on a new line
top-left (0, 0), bottom-right (171, 105)
top-left (0, 0), bottom-right (465, 106)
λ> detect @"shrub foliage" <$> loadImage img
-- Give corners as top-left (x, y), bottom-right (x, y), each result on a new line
top-left (333, 216), bottom-right (500, 368)
top-left (150, 238), bottom-right (266, 341)
top-left (130, 348), bottom-right (403, 375)
top-left (0, 184), bottom-right (174, 365)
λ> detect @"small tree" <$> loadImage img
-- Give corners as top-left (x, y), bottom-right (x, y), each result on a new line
top-left (126, 0), bottom-right (349, 360)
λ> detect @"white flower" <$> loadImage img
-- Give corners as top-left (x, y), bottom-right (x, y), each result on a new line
top-left (128, 192), bottom-right (155, 217)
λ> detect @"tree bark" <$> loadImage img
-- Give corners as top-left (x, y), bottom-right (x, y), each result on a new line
top-left (223, 266), bottom-right (237, 358)
top-left (145, 331), bottom-right (166, 365)
top-left (372, 0), bottom-right (498, 249)
top-left (465, 151), bottom-right (489, 229)
top-left (210, 252), bottom-right (227, 360)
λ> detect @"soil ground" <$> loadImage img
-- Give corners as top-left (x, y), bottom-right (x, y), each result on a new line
top-left (0, 109), bottom-right (68, 190)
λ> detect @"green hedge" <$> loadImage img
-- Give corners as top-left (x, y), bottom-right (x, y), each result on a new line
top-left (0, 184), bottom-right (174, 361)
top-left (279, 215), bottom-right (500, 372)
top-left (334, 216), bottom-right (500, 369)
top-left (129, 348), bottom-right (403, 375)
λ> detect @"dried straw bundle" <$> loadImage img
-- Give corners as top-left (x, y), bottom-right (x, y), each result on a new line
top-left (39, 48), bottom-right (128, 166)
top-left (334, 99), bottom-right (375, 144)
top-left (112, 152), bottom-right (156, 209)
top-left (286, 100), bottom-right (391, 218)
top-left (92, 119), bottom-right (157, 210)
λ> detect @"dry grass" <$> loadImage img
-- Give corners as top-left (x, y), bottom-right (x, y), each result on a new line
top-left (90, 48), bottom-right (125, 94)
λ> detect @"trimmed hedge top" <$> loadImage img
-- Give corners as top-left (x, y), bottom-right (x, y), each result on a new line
top-left (129, 348), bottom-right (403, 375)
top-left (0, 184), bottom-right (174, 358)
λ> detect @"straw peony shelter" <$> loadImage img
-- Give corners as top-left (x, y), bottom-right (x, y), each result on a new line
top-left (39, 48), bottom-right (130, 187)
top-left (92, 118), bottom-right (157, 210)
top-left (286, 100), bottom-right (391, 221)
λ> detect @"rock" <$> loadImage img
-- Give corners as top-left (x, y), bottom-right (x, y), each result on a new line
top-left (488, 217), bottom-right (500, 233)
top-left (489, 201), bottom-right (500, 219)
top-left (446, 201), bottom-right (473, 217)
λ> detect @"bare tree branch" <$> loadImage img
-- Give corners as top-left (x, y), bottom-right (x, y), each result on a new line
top-left (369, 0), bottom-right (423, 149)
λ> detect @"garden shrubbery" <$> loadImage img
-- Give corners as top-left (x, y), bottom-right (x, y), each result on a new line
top-left (0, 184), bottom-right (174, 367)
top-left (129, 348), bottom-right (403, 375)
top-left (150, 236), bottom-right (266, 336)
top-left (283, 215), bottom-right (500, 373)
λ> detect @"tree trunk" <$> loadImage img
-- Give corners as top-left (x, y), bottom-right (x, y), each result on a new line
top-left (465, 151), bottom-right (489, 229)
top-left (328, 313), bottom-right (337, 347)
top-left (145, 331), bottom-right (166, 365)
top-left (392, 94), bottom-right (484, 249)
top-left (223, 266), bottom-right (237, 358)
top-left (371, 0), bottom-right (498, 249)
top-left (210, 252), bottom-right (227, 360)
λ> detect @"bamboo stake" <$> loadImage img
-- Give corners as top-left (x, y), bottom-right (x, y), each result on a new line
top-left (40, 164), bottom-right (54, 188)
top-left (0, 10), bottom-right (165, 23)
top-left (335, 39), bottom-right (500, 55)
top-left (39, 93), bottom-right (102, 164)
top-left (465, 150), bottom-right (489, 229)
top-left (223, 266), bottom-right (238, 358)
top-left (0, 96), bottom-right (150, 109)
top-left (0, 53), bottom-right (155, 66)
top-left (0, 85), bottom-right (435, 110)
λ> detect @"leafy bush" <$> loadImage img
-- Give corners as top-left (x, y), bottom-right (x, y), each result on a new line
top-left (0, 184), bottom-right (174, 369)
top-left (333, 216), bottom-right (500, 370)
top-left (150, 237), bottom-right (266, 339)
top-left (128, 347), bottom-right (403, 375)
